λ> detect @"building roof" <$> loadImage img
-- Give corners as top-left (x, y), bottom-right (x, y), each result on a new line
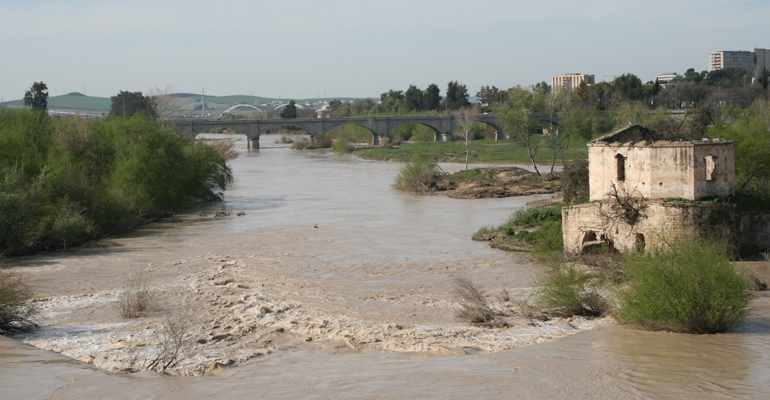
top-left (589, 124), bottom-right (732, 146)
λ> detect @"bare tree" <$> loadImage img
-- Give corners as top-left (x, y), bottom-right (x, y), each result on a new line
top-left (148, 84), bottom-right (179, 129)
top-left (456, 110), bottom-right (479, 170)
top-left (494, 86), bottom-right (543, 175)
top-left (542, 89), bottom-right (574, 173)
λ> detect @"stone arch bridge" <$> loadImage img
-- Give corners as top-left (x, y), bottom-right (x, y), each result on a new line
top-left (170, 114), bottom-right (556, 148)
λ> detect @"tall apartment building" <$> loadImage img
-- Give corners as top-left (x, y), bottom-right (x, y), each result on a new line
top-left (551, 73), bottom-right (595, 91)
top-left (710, 48), bottom-right (769, 76)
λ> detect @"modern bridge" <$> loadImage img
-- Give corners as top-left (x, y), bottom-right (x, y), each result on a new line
top-left (170, 113), bottom-right (556, 148)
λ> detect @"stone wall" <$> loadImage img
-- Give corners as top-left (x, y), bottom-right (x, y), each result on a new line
top-left (740, 211), bottom-right (770, 254)
top-left (562, 200), bottom-right (740, 255)
top-left (588, 140), bottom-right (734, 202)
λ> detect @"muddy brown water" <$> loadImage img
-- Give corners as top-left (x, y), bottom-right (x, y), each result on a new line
top-left (2, 135), bottom-right (769, 399)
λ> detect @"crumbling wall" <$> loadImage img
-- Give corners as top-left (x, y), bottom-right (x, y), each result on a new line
top-left (588, 141), bottom-right (734, 202)
top-left (563, 201), bottom-right (740, 255)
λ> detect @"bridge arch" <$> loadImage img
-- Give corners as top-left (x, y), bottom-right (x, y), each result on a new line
top-left (273, 103), bottom-right (305, 111)
top-left (220, 104), bottom-right (263, 116)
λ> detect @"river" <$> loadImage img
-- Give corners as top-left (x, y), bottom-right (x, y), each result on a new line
top-left (1, 135), bottom-right (769, 399)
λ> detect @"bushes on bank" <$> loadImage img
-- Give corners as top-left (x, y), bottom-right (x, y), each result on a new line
top-left (0, 109), bottom-right (233, 255)
top-left (618, 236), bottom-right (752, 334)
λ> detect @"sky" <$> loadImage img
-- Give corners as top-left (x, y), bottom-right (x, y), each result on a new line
top-left (1, 0), bottom-right (768, 100)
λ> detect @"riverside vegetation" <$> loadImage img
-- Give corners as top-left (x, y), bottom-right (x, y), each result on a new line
top-left (467, 202), bottom-right (756, 334)
top-left (0, 109), bottom-right (233, 256)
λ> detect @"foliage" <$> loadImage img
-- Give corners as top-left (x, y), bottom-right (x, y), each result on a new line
top-left (619, 235), bottom-right (752, 333)
top-left (0, 270), bottom-right (37, 332)
top-left (24, 81), bottom-right (49, 111)
top-left (562, 159), bottom-right (589, 205)
top-left (392, 151), bottom-right (440, 194)
top-left (508, 205), bottom-right (562, 227)
top-left (532, 220), bottom-right (564, 255)
top-left (709, 99), bottom-right (770, 202)
top-left (423, 84), bottom-right (442, 111)
top-left (0, 109), bottom-right (232, 255)
top-left (493, 85), bottom-right (544, 175)
top-left (534, 263), bottom-right (607, 317)
top-left (280, 100), bottom-right (298, 119)
top-left (110, 91), bottom-right (156, 118)
top-left (445, 81), bottom-right (471, 110)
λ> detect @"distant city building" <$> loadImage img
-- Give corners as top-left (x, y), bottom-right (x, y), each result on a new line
top-left (551, 73), bottom-right (595, 91)
top-left (710, 48), bottom-right (769, 76)
top-left (655, 72), bottom-right (683, 83)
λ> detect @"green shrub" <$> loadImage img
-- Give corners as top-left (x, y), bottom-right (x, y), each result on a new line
top-left (534, 263), bottom-right (607, 317)
top-left (513, 230), bottom-right (535, 242)
top-left (508, 205), bottom-right (562, 227)
top-left (532, 220), bottom-right (564, 255)
top-left (307, 133), bottom-right (332, 149)
top-left (392, 152), bottom-right (439, 194)
top-left (619, 235), bottom-right (752, 333)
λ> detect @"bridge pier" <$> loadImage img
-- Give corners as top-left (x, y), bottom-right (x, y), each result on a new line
top-left (495, 131), bottom-right (506, 141)
top-left (441, 132), bottom-right (453, 142)
top-left (372, 134), bottom-right (380, 146)
top-left (247, 136), bottom-right (260, 149)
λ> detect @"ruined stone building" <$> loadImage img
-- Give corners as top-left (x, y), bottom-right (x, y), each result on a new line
top-left (562, 125), bottom-right (769, 255)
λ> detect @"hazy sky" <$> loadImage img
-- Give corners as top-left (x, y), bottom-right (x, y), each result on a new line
top-left (2, 0), bottom-right (768, 100)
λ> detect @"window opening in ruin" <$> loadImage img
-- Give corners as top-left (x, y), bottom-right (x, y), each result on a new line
top-left (705, 155), bottom-right (716, 181)
top-left (582, 231), bottom-right (597, 244)
top-left (615, 154), bottom-right (626, 181)
top-left (635, 233), bottom-right (646, 252)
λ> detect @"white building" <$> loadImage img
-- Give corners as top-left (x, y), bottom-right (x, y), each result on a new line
top-left (551, 73), bottom-right (595, 91)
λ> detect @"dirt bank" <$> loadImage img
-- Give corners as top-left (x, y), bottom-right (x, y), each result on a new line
top-left (433, 167), bottom-right (561, 199)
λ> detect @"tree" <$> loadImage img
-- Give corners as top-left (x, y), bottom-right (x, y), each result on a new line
top-left (445, 81), bottom-right (470, 110)
top-left (404, 85), bottom-right (424, 111)
top-left (574, 80), bottom-right (588, 103)
top-left (542, 89), bottom-right (575, 173)
top-left (534, 81), bottom-right (550, 94)
top-left (280, 100), bottom-right (297, 119)
top-left (684, 68), bottom-right (707, 84)
top-left (329, 100), bottom-right (342, 112)
top-left (494, 86), bottom-right (543, 175)
top-left (476, 85), bottom-right (499, 107)
top-left (456, 110), bottom-right (478, 170)
top-left (613, 74), bottom-right (644, 101)
top-left (148, 84), bottom-right (178, 128)
top-left (24, 82), bottom-right (48, 111)
top-left (110, 91), bottom-right (156, 118)
top-left (423, 84), bottom-right (442, 111)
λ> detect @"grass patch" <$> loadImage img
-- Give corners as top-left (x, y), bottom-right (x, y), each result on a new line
top-left (354, 137), bottom-right (590, 164)
top-left (119, 270), bottom-right (156, 319)
top-left (618, 235), bottom-right (753, 333)
top-left (534, 262), bottom-right (608, 317)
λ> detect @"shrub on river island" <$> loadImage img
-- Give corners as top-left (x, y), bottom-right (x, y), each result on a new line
top-left (392, 151), bottom-right (440, 194)
top-left (618, 235), bottom-right (752, 334)
top-left (0, 270), bottom-right (37, 332)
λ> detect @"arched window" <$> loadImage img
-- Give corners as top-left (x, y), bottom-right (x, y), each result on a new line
top-left (704, 155), bottom-right (716, 181)
top-left (615, 154), bottom-right (626, 181)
